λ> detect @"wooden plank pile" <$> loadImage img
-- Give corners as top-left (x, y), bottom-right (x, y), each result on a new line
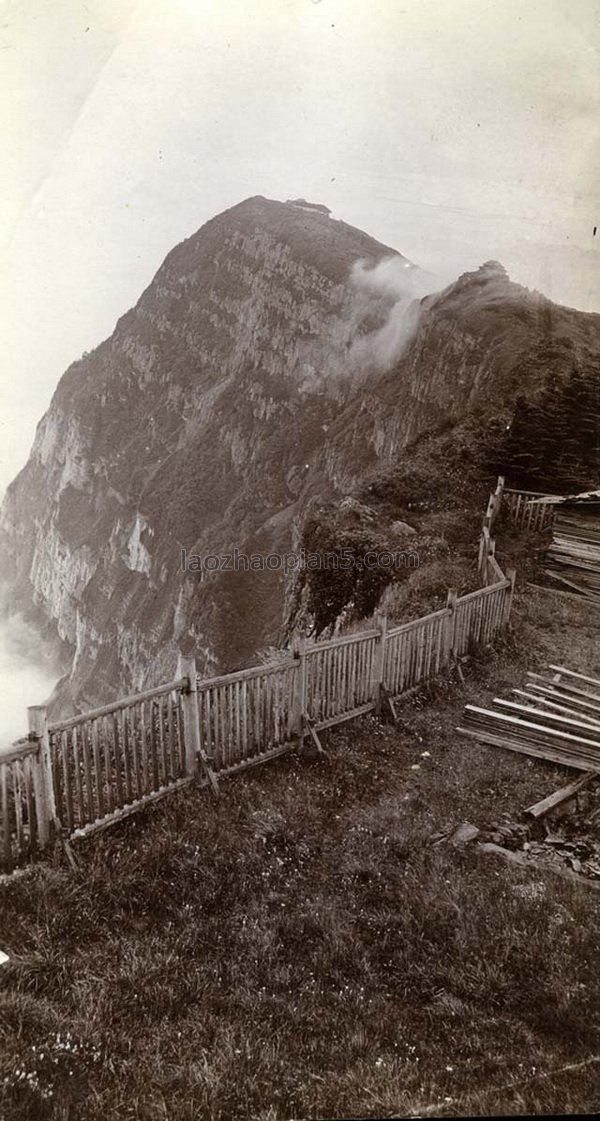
top-left (544, 508), bottom-right (600, 601)
top-left (457, 665), bottom-right (600, 772)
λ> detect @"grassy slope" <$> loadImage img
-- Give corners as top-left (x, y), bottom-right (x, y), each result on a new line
top-left (1, 587), bottom-right (600, 1120)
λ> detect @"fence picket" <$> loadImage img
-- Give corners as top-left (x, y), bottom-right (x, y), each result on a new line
top-left (157, 698), bottom-right (168, 785)
top-left (61, 730), bottom-right (74, 831)
top-left (91, 719), bottom-right (103, 819)
top-left (111, 713), bottom-right (122, 807)
top-left (2, 765), bottom-right (12, 872)
top-left (13, 763), bottom-right (23, 856)
top-left (148, 703), bottom-right (158, 792)
top-left (102, 716), bottom-right (113, 814)
top-left (24, 754), bottom-right (37, 854)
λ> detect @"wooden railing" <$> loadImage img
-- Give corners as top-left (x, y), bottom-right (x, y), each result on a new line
top-left (1, 486), bottom-right (517, 876)
top-left (478, 476), bottom-right (517, 597)
top-left (383, 609), bottom-right (450, 696)
top-left (453, 581), bottom-right (512, 656)
top-left (1, 739), bottom-right (46, 875)
top-left (47, 676), bottom-right (191, 839)
top-left (196, 660), bottom-right (298, 776)
top-left (503, 488), bottom-right (557, 532)
top-left (304, 629), bottom-right (380, 729)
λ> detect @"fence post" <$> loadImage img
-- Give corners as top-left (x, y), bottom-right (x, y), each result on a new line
top-left (486, 537), bottom-right (497, 586)
top-left (445, 589), bottom-right (458, 663)
top-left (478, 525), bottom-right (490, 580)
top-left (178, 655), bottom-right (199, 777)
top-left (504, 568), bottom-right (517, 624)
top-left (290, 635), bottom-right (307, 749)
top-left (178, 654), bottom-right (219, 795)
top-left (27, 705), bottom-right (55, 849)
top-left (371, 612), bottom-right (388, 713)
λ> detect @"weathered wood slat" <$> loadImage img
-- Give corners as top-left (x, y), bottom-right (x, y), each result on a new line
top-left (314, 701), bottom-right (375, 730)
top-left (157, 697), bottom-right (169, 785)
top-left (195, 660), bottom-right (296, 690)
top-left (550, 665), bottom-right (600, 690)
top-left (230, 680), bottom-right (237, 762)
top-left (81, 724), bottom-right (93, 822)
top-left (71, 727), bottom-right (83, 827)
top-left (2, 765), bottom-right (12, 873)
top-left (49, 677), bottom-right (188, 733)
top-left (24, 755), bottom-right (37, 854)
top-left (221, 685), bottom-right (228, 768)
top-left (241, 679), bottom-right (248, 758)
top-left (544, 570), bottom-right (600, 600)
top-left (13, 763), bottom-right (24, 857)
top-left (527, 673), bottom-right (600, 706)
top-left (118, 710), bottom-right (130, 803)
top-left (458, 663), bottom-right (600, 772)
top-left (203, 688), bottom-right (212, 770)
top-left (511, 689), bottom-right (600, 729)
top-left (102, 716), bottom-right (114, 814)
top-left (177, 690), bottom-right (186, 775)
top-left (149, 701), bottom-right (160, 792)
top-left (525, 773), bottom-right (598, 818)
top-left (69, 777), bottom-right (196, 841)
top-left (130, 705), bottom-right (142, 799)
top-left (525, 682), bottom-right (600, 716)
top-left (234, 680), bottom-right (241, 762)
top-left (216, 742), bottom-right (294, 778)
top-left (0, 740), bottom-right (38, 766)
top-left (140, 701), bottom-right (150, 796)
top-left (464, 704), bottom-right (600, 752)
top-left (61, 730), bottom-right (74, 832)
top-left (458, 579), bottom-right (510, 605)
top-left (91, 720), bottom-right (103, 819)
top-left (491, 698), bottom-right (600, 740)
top-left (458, 724), bottom-right (600, 772)
top-left (113, 712), bottom-right (124, 808)
top-left (387, 607), bottom-right (450, 639)
top-left (51, 733), bottom-right (62, 825)
top-left (308, 629), bottom-right (380, 653)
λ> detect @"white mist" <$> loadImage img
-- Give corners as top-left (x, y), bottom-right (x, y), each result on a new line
top-left (0, 614), bottom-right (58, 750)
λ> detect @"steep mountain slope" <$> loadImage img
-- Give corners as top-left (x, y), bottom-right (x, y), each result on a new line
top-left (1, 197), bottom-right (598, 716)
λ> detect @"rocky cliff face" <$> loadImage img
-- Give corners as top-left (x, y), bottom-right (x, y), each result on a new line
top-left (1, 197), bottom-right (598, 715)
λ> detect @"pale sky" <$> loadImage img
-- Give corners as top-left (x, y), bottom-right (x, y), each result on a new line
top-left (0, 0), bottom-right (598, 493)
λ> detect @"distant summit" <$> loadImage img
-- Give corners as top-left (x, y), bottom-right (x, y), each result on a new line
top-left (286, 198), bottom-right (331, 215)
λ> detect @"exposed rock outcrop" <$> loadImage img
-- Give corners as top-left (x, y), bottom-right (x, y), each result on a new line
top-left (1, 196), bottom-right (598, 716)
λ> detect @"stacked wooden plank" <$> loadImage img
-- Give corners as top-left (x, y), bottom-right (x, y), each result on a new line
top-left (457, 665), bottom-right (600, 772)
top-left (545, 509), bottom-right (600, 601)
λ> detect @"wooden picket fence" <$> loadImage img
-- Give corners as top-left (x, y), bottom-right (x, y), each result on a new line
top-left (0, 485), bottom-right (516, 876)
top-left (503, 488), bottom-right (557, 532)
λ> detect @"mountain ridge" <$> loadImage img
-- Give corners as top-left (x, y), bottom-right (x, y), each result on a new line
top-left (1, 197), bottom-right (598, 716)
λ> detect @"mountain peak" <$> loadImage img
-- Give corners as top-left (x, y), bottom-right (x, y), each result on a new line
top-left (479, 260), bottom-right (508, 275)
top-left (2, 200), bottom-right (598, 716)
